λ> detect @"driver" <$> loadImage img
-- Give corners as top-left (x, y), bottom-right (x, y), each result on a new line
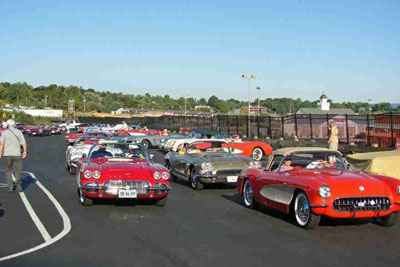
top-left (91, 144), bottom-right (113, 159)
top-left (279, 156), bottom-right (294, 171)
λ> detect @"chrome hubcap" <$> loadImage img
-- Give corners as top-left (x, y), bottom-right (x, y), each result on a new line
top-left (296, 196), bottom-right (310, 224)
top-left (253, 149), bottom-right (262, 160)
top-left (244, 181), bottom-right (253, 206)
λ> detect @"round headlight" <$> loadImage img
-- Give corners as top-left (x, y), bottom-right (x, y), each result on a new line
top-left (84, 170), bottom-right (92, 179)
top-left (161, 172), bottom-right (169, 180)
top-left (318, 185), bottom-right (331, 198)
top-left (201, 162), bottom-right (213, 170)
top-left (93, 170), bottom-right (101, 179)
top-left (154, 172), bottom-right (161, 180)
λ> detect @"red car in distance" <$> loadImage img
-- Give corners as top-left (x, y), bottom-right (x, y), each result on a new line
top-left (77, 143), bottom-right (171, 206)
top-left (237, 147), bottom-right (400, 229)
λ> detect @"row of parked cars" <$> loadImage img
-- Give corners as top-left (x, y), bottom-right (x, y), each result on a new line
top-left (64, 124), bottom-right (400, 229)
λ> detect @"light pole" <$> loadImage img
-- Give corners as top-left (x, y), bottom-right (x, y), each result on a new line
top-left (242, 74), bottom-right (256, 138)
top-left (368, 99), bottom-right (372, 114)
top-left (44, 95), bottom-right (48, 107)
top-left (256, 86), bottom-right (261, 116)
top-left (83, 98), bottom-right (87, 112)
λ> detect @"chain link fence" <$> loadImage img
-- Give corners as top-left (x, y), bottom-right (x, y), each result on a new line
top-left (79, 112), bottom-right (400, 148)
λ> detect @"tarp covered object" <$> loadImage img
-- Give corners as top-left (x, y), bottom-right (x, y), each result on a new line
top-left (347, 150), bottom-right (400, 179)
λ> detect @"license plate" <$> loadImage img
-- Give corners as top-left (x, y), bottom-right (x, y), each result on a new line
top-left (227, 176), bottom-right (238, 183)
top-left (32, 132), bottom-right (37, 135)
top-left (118, 189), bottom-right (137, 198)
top-left (68, 139), bottom-right (75, 143)
top-left (51, 131), bottom-right (55, 133)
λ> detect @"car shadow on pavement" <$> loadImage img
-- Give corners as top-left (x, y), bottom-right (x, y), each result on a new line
top-left (222, 194), bottom-right (295, 225)
top-left (222, 194), bottom-right (372, 228)
top-left (92, 198), bottom-right (159, 206)
top-left (0, 203), bottom-right (4, 218)
top-left (172, 178), bottom-right (236, 190)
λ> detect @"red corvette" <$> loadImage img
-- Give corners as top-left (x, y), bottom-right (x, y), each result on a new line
top-left (77, 143), bottom-right (171, 206)
top-left (228, 140), bottom-right (272, 161)
top-left (237, 147), bottom-right (400, 229)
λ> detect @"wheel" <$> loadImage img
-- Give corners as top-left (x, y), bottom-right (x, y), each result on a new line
top-left (141, 140), bottom-right (150, 149)
top-left (190, 167), bottom-right (204, 190)
top-left (293, 192), bottom-right (320, 229)
top-left (252, 147), bottom-right (263, 161)
top-left (154, 196), bottom-right (168, 206)
top-left (166, 161), bottom-right (176, 182)
top-left (66, 163), bottom-right (70, 172)
top-left (77, 188), bottom-right (94, 206)
top-left (61, 126), bottom-right (66, 131)
top-left (243, 179), bottom-right (260, 209)
top-left (69, 165), bottom-right (77, 175)
top-left (375, 213), bottom-right (399, 227)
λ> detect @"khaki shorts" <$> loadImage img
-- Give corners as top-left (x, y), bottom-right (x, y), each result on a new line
top-left (329, 142), bottom-right (338, 151)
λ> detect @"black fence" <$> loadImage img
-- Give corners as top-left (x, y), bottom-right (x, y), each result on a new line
top-left (79, 112), bottom-right (400, 148)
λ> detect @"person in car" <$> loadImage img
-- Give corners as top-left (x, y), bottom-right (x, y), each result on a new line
top-left (90, 145), bottom-right (113, 159)
top-left (279, 157), bottom-right (294, 171)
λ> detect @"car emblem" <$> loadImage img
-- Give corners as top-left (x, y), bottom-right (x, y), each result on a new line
top-left (359, 186), bottom-right (365, 191)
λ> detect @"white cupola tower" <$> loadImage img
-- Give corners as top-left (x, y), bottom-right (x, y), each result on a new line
top-left (320, 94), bottom-right (330, 111)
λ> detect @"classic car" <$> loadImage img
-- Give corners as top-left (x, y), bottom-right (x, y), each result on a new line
top-left (65, 131), bottom-right (111, 145)
top-left (28, 126), bottom-right (52, 136)
top-left (111, 133), bottom-right (146, 144)
top-left (164, 139), bottom-right (261, 190)
top-left (50, 125), bottom-right (62, 135)
top-left (127, 133), bottom-right (185, 149)
top-left (237, 147), bottom-right (400, 229)
top-left (228, 140), bottom-right (272, 161)
top-left (116, 126), bottom-right (161, 136)
top-left (66, 137), bottom-right (104, 174)
top-left (76, 142), bottom-right (171, 206)
top-left (162, 130), bottom-right (222, 152)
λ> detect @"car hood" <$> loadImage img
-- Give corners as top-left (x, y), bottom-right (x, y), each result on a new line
top-left (97, 161), bottom-right (163, 180)
top-left (301, 170), bottom-right (390, 196)
top-left (197, 154), bottom-right (251, 170)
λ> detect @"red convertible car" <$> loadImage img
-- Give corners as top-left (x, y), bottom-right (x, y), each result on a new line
top-left (228, 140), bottom-right (272, 161)
top-left (237, 147), bottom-right (400, 229)
top-left (77, 142), bottom-right (171, 206)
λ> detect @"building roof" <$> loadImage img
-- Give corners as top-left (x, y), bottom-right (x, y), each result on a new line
top-left (320, 94), bottom-right (328, 99)
top-left (296, 108), bottom-right (356, 115)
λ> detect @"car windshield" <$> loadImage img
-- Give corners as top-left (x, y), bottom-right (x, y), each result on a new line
top-left (277, 151), bottom-right (346, 172)
top-left (186, 141), bottom-right (231, 156)
top-left (109, 144), bottom-right (149, 160)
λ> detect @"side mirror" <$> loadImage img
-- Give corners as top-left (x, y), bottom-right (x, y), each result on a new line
top-left (346, 163), bottom-right (351, 170)
top-left (150, 154), bottom-right (155, 160)
top-left (82, 154), bottom-right (87, 159)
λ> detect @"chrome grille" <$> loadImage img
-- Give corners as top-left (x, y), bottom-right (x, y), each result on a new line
top-left (333, 197), bottom-right (391, 212)
top-left (216, 169), bottom-right (242, 176)
top-left (104, 180), bottom-right (149, 194)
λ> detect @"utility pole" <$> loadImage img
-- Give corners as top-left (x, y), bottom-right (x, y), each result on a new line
top-left (83, 98), bottom-right (87, 112)
top-left (256, 86), bottom-right (261, 116)
top-left (242, 74), bottom-right (256, 138)
top-left (44, 95), bottom-right (48, 107)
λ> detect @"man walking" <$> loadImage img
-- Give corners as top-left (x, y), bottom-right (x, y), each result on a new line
top-left (0, 119), bottom-right (27, 192)
top-left (328, 120), bottom-right (339, 151)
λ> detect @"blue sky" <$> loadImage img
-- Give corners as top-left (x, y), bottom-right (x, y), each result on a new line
top-left (0, 0), bottom-right (399, 103)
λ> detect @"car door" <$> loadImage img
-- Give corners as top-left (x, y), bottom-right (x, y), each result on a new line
top-left (174, 150), bottom-right (190, 177)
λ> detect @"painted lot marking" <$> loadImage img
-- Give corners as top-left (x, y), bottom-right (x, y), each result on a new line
top-left (0, 171), bottom-right (71, 262)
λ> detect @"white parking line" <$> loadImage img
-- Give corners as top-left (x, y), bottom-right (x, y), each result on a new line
top-left (0, 171), bottom-right (71, 262)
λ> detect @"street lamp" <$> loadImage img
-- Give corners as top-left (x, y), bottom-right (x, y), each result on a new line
top-left (256, 86), bottom-right (261, 116)
top-left (242, 74), bottom-right (256, 138)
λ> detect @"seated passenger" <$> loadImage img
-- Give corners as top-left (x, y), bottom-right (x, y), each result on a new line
top-left (232, 134), bottom-right (242, 143)
top-left (279, 157), bottom-right (294, 171)
top-left (91, 145), bottom-right (113, 159)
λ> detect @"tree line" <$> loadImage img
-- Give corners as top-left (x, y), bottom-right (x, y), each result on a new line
top-left (0, 82), bottom-right (398, 115)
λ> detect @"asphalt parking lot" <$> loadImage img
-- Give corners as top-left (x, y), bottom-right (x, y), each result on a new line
top-left (0, 135), bottom-right (400, 267)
